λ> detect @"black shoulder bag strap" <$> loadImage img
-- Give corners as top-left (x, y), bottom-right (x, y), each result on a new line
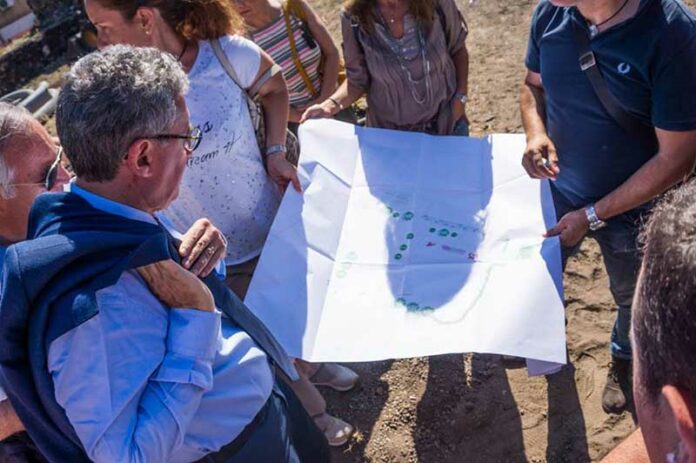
top-left (570, 19), bottom-right (645, 133)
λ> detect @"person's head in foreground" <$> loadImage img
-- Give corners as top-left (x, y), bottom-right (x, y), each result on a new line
top-left (56, 44), bottom-right (198, 212)
top-left (0, 103), bottom-right (69, 245)
top-left (633, 180), bottom-right (696, 463)
top-left (82, 0), bottom-right (243, 49)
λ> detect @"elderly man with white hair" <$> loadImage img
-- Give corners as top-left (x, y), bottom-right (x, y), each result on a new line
top-left (0, 102), bottom-right (69, 461)
top-left (0, 45), bottom-right (330, 463)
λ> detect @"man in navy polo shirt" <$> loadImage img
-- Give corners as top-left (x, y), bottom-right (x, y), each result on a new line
top-left (520, 0), bottom-right (696, 414)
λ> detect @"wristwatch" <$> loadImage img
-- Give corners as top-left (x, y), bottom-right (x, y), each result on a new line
top-left (584, 204), bottom-right (607, 231)
top-left (454, 92), bottom-right (468, 105)
top-left (265, 144), bottom-right (286, 157)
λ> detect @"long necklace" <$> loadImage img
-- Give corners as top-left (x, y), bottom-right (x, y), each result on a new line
top-left (379, 14), bottom-right (433, 105)
top-left (587, 0), bottom-right (630, 37)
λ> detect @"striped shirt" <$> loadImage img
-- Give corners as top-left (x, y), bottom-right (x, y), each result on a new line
top-left (251, 12), bottom-right (323, 108)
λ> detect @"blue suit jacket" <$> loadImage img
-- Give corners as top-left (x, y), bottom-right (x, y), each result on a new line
top-left (0, 192), bottom-right (296, 462)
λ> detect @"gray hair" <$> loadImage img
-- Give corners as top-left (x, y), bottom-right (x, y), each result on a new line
top-left (56, 45), bottom-right (189, 182)
top-left (0, 103), bottom-right (33, 199)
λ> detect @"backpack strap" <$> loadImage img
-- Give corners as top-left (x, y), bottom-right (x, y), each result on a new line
top-left (570, 19), bottom-right (646, 133)
top-left (211, 38), bottom-right (281, 99)
top-left (249, 64), bottom-right (282, 97)
top-left (349, 14), bottom-right (366, 55)
top-left (286, 0), bottom-right (307, 22)
top-left (282, 3), bottom-right (320, 97)
top-left (435, 4), bottom-right (447, 42)
top-left (434, 2), bottom-right (468, 50)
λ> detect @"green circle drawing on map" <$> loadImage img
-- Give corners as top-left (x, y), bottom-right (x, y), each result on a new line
top-left (423, 306), bottom-right (434, 312)
top-left (395, 253), bottom-right (403, 260)
top-left (438, 229), bottom-right (450, 237)
top-left (397, 298), bottom-right (407, 306)
top-left (407, 302), bottom-right (419, 311)
top-left (400, 244), bottom-right (408, 251)
top-left (393, 212), bottom-right (400, 218)
top-left (406, 233), bottom-right (414, 239)
top-left (429, 227), bottom-right (436, 233)
top-left (451, 232), bottom-right (458, 238)
top-left (403, 212), bottom-right (414, 220)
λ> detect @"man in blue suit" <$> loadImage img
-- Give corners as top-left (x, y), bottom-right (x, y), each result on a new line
top-left (0, 45), bottom-right (329, 463)
top-left (0, 102), bottom-right (69, 461)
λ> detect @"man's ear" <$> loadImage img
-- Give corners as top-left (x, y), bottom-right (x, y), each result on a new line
top-left (124, 138), bottom-right (155, 179)
top-left (662, 385), bottom-right (696, 457)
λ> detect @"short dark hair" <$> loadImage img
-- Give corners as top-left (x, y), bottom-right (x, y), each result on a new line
top-left (634, 179), bottom-right (696, 400)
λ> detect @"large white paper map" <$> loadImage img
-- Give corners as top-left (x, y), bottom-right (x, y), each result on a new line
top-left (245, 120), bottom-right (566, 374)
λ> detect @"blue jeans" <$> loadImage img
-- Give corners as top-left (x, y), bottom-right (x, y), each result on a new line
top-left (552, 186), bottom-right (647, 360)
top-left (198, 378), bottom-right (330, 463)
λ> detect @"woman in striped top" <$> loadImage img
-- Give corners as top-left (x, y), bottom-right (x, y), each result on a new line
top-left (233, 1), bottom-right (359, 448)
top-left (235, 0), bottom-right (341, 127)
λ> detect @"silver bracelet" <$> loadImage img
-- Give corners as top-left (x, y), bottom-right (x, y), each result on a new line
top-left (584, 204), bottom-right (607, 231)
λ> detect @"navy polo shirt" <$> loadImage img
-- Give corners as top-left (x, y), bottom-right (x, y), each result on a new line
top-left (525, 0), bottom-right (696, 208)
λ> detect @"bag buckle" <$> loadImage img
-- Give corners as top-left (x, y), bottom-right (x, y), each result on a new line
top-left (579, 51), bottom-right (596, 71)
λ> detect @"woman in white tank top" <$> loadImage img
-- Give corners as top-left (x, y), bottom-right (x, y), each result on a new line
top-left (84, 0), bottom-right (357, 448)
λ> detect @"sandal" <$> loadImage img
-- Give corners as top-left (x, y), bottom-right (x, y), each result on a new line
top-left (313, 412), bottom-right (353, 447)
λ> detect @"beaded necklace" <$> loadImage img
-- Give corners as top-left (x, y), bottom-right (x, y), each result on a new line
top-left (378, 13), bottom-right (433, 105)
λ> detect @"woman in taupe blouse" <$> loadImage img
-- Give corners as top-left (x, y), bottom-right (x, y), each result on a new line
top-left (301, 0), bottom-right (469, 135)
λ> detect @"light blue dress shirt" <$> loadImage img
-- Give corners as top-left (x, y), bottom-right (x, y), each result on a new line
top-left (47, 184), bottom-right (274, 463)
top-left (0, 245), bottom-right (6, 402)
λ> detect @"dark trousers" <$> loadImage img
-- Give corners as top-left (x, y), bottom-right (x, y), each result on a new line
top-left (0, 433), bottom-right (45, 463)
top-left (197, 378), bottom-right (330, 463)
top-left (552, 186), bottom-right (647, 360)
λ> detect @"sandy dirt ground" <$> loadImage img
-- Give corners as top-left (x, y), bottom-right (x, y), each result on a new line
top-left (8, 0), bottom-right (694, 461)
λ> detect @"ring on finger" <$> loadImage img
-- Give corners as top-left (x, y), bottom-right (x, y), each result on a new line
top-left (204, 245), bottom-right (216, 257)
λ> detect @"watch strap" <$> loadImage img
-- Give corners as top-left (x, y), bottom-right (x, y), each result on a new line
top-left (265, 144), bottom-right (287, 157)
top-left (584, 204), bottom-right (606, 230)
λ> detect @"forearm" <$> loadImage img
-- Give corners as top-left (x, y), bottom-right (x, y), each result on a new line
top-left (327, 80), bottom-right (363, 114)
top-left (600, 429), bottom-right (649, 463)
top-left (595, 149), bottom-right (694, 220)
top-left (318, 52), bottom-right (340, 102)
top-left (452, 45), bottom-right (469, 95)
top-left (260, 82), bottom-right (290, 146)
top-left (0, 400), bottom-right (24, 440)
top-left (520, 82), bottom-right (548, 140)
